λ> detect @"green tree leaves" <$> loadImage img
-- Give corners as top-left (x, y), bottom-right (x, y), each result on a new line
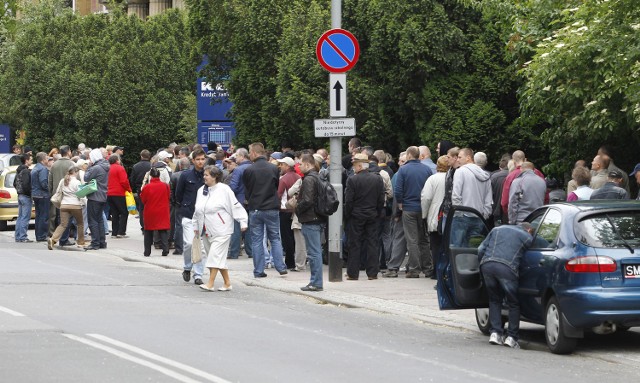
top-left (0, 2), bottom-right (193, 164)
top-left (189, 0), bottom-right (527, 164)
top-left (515, 0), bottom-right (640, 172)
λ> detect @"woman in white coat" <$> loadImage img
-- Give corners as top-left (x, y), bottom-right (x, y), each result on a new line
top-left (193, 165), bottom-right (248, 292)
top-left (421, 155), bottom-right (449, 277)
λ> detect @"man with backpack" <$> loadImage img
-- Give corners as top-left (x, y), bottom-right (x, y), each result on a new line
top-left (14, 153), bottom-right (33, 242)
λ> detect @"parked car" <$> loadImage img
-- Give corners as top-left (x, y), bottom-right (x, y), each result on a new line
top-left (436, 201), bottom-right (640, 354)
top-left (0, 165), bottom-right (35, 231)
top-left (0, 153), bottom-right (21, 172)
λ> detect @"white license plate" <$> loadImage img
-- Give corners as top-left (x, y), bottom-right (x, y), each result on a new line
top-left (623, 264), bottom-right (640, 278)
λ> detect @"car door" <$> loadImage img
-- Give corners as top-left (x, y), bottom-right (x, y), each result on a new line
top-left (519, 207), bottom-right (563, 323)
top-left (436, 206), bottom-right (490, 310)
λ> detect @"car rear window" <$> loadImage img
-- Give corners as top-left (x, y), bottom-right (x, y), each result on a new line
top-left (576, 212), bottom-right (640, 248)
top-left (4, 172), bottom-right (15, 189)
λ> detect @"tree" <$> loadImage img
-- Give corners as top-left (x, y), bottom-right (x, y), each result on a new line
top-left (0, 1), bottom-right (194, 165)
top-left (513, 0), bottom-right (640, 173)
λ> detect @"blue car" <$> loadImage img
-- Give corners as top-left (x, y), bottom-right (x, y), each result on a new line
top-left (436, 201), bottom-right (640, 354)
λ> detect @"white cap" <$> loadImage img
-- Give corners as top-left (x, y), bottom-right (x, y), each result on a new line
top-left (158, 151), bottom-right (173, 161)
top-left (277, 157), bottom-right (295, 167)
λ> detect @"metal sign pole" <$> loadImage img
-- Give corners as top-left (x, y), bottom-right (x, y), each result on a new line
top-left (328, 0), bottom-right (343, 282)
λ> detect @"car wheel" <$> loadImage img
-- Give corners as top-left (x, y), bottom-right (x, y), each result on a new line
top-left (545, 296), bottom-right (577, 354)
top-left (475, 308), bottom-right (491, 335)
top-left (0, 220), bottom-right (7, 231)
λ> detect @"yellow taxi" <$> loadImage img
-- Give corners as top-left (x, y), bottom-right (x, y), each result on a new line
top-left (0, 165), bottom-right (36, 231)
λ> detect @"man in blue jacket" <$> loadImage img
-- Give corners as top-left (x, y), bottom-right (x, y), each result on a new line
top-left (393, 146), bottom-right (432, 278)
top-left (30, 152), bottom-right (50, 242)
top-left (478, 222), bottom-right (534, 349)
top-left (175, 148), bottom-right (206, 285)
top-left (228, 148), bottom-right (253, 259)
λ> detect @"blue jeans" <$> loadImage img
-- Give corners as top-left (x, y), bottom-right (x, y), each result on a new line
top-left (481, 262), bottom-right (520, 339)
top-left (87, 200), bottom-right (107, 247)
top-left (33, 197), bottom-right (50, 241)
top-left (302, 223), bottom-right (324, 288)
top-left (249, 209), bottom-right (285, 276)
top-left (451, 215), bottom-right (485, 248)
top-left (15, 194), bottom-right (32, 241)
top-left (229, 210), bottom-right (252, 258)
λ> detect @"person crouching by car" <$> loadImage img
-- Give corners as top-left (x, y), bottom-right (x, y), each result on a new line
top-left (477, 222), bottom-right (534, 349)
top-left (140, 167), bottom-right (170, 257)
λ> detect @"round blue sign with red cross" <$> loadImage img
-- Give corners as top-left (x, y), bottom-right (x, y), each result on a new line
top-left (316, 29), bottom-right (360, 73)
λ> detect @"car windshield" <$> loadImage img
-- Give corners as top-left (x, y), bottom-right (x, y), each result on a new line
top-left (576, 211), bottom-right (640, 249)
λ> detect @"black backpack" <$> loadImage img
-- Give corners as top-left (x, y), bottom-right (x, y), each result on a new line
top-left (309, 172), bottom-right (339, 217)
top-left (13, 168), bottom-right (31, 195)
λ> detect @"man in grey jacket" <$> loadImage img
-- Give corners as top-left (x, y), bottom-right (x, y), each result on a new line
top-left (508, 162), bottom-right (546, 224)
top-left (451, 148), bottom-right (492, 247)
top-left (84, 148), bottom-right (110, 250)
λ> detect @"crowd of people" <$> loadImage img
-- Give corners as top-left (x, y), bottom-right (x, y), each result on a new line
top-left (9, 139), bottom-right (640, 344)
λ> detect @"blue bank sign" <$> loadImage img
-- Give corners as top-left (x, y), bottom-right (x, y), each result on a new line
top-left (0, 124), bottom-right (10, 153)
top-left (196, 80), bottom-right (233, 122)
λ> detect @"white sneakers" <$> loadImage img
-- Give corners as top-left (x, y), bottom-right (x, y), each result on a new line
top-left (489, 333), bottom-right (520, 349)
top-left (503, 336), bottom-right (520, 349)
top-left (489, 332), bottom-right (503, 345)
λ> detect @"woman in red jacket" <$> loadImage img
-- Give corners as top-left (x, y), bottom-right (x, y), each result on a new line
top-left (140, 167), bottom-right (170, 256)
top-left (107, 154), bottom-right (132, 238)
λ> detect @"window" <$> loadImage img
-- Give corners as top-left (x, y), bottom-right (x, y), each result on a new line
top-left (576, 211), bottom-right (640, 248)
top-left (4, 172), bottom-right (16, 189)
top-left (532, 209), bottom-right (562, 248)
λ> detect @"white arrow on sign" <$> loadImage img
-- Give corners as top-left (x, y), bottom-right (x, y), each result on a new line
top-left (329, 73), bottom-right (347, 117)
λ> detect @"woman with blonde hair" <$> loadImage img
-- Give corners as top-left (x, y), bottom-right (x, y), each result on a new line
top-left (48, 165), bottom-right (85, 250)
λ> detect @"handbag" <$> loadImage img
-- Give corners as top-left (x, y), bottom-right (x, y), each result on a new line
top-left (75, 179), bottom-right (98, 198)
top-left (191, 233), bottom-right (203, 264)
top-left (125, 191), bottom-right (138, 215)
top-left (50, 180), bottom-right (64, 209)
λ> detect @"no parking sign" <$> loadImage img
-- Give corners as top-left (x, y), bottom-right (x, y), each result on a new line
top-left (316, 29), bottom-right (360, 73)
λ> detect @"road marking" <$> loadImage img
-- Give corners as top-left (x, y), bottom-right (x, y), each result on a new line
top-left (87, 334), bottom-right (231, 383)
top-left (0, 306), bottom-right (25, 317)
top-left (63, 334), bottom-right (226, 383)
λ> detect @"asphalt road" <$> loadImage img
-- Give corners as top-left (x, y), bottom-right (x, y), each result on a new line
top-left (1, 238), bottom-right (639, 382)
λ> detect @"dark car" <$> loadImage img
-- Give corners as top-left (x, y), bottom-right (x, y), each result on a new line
top-left (436, 201), bottom-right (640, 354)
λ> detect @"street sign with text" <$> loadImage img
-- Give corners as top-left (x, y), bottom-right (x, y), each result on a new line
top-left (329, 73), bottom-right (347, 117)
top-left (314, 118), bottom-right (356, 138)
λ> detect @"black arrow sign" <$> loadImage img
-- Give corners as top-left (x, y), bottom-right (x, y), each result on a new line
top-left (333, 81), bottom-right (343, 111)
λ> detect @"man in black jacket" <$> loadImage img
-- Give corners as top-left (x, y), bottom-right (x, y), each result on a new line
top-left (590, 170), bottom-right (629, 200)
top-left (175, 149), bottom-right (206, 285)
top-left (296, 154), bottom-right (326, 291)
top-left (129, 150), bottom-right (151, 231)
top-left (344, 153), bottom-right (385, 280)
top-left (242, 142), bottom-right (288, 278)
top-left (14, 153), bottom-right (33, 242)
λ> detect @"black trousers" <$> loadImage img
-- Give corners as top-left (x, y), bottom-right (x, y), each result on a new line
top-left (107, 196), bottom-right (128, 236)
top-left (144, 229), bottom-right (168, 256)
top-left (134, 193), bottom-right (145, 230)
top-left (280, 212), bottom-right (295, 269)
top-left (347, 217), bottom-right (380, 278)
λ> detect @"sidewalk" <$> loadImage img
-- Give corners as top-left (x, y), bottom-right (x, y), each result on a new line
top-left (15, 215), bottom-right (479, 333)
